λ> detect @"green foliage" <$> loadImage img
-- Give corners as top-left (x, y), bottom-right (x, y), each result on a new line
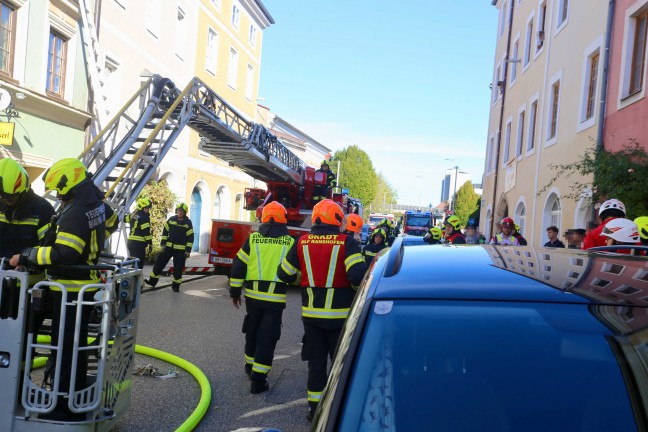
top-left (454, 181), bottom-right (479, 228)
top-left (136, 180), bottom-right (179, 263)
top-left (372, 172), bottom-right (398, 213)
top-left (539, 141), bottom-right (648, 218)
top-left (330, 145), bottom-right (378, 206)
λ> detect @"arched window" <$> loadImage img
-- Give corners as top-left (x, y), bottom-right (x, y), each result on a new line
top-left (514, 203), bottom-right (526, 235)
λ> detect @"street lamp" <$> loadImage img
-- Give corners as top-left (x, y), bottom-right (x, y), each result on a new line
top-left (451, 165), bottom-right (459, 212)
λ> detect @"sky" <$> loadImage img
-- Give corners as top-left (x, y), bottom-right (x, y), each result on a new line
top-left (258, 1), bottom-right (498, 207)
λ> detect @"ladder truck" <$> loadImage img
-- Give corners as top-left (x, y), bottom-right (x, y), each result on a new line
top-left (0, 72), bottom-right (361, 430)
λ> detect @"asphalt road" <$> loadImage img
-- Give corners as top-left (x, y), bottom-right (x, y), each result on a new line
top-left (111, 274), bottom-right (311, 432)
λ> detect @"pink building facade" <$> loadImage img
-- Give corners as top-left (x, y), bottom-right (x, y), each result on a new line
top-left (605, 0), bottom-right (648, 152)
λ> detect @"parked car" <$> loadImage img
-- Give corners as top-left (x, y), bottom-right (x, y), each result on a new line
top-left (312, 240), bottom-right (648, 431)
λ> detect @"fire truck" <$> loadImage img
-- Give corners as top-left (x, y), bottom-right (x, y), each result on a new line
top-left (367, 212), bottom-right (395, 233)
top-left (401, 210), bottom-right (433, 236)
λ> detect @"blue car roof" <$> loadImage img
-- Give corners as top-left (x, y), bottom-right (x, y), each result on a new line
top-left (367, 241), bottom-right (648, 307)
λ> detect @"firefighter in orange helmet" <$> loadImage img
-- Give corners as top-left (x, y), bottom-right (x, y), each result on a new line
top-left (229, 201), bottom-right (295, 394)
top-left (342, 212), bottom-right (364, 243)
top-left (277, 199), bottom-right (367, 422)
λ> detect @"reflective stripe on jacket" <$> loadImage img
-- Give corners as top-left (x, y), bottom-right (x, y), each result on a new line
top-left (161, 215), bottom-right (194, 251)
top-left (126, 210), bottom-right (152, 243)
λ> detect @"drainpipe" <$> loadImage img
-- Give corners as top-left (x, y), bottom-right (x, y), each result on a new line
top-left (489, 0), bottom-right (515, 236)
top-left (596, 0), bottom-right (616, 151)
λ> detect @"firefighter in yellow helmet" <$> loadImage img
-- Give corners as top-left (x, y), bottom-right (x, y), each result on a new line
top-left (0, 158), bottom-right (55, 266)
top-left (230, 201), bottom-right (295, 394)
top-left (312, 160), bottom-right (336, 205)
top-left (10, 158), bottom-right (107, 421)
top-left (635, 216), bottom-right (648, 246)
top-left (363, 227), bottom-right (388, 259)
top-left (443, 215), bottom-right (467, 244)
top-left (277, 199), bottom-right (367, 422)
top-left (145, 202), bottom-right (194, 292)
top-left (423, 226), bottom-right (444, 244)
top-left (125, 197), bottom-right (153, 269)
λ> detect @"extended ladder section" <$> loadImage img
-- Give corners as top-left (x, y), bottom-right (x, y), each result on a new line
top-left (78, 0), bottom-right (109, 137)
top-left (81, 75), bottom-right (306, 221)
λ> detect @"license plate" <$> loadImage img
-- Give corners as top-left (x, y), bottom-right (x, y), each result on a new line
top-left (212, 257), bottom-right (233, 264)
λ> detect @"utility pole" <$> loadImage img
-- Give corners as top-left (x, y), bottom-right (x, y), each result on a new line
top-left (452, 165), bottom-right (459, 212)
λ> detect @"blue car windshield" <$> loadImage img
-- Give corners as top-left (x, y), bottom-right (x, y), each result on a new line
top-left (339, 300), bottom-right (638, 431)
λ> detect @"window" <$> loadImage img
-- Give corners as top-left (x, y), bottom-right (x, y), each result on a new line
top-left (175, 6), bottom-right (186, 60)
top-left (231, 5), bottom-right (240, 30)
top-left (557, 0), bottom-right (569, 28)
top-left (528, 99), bottom-right (538, 152)
top-left (146, 0), bottom-right (160, 37)
top-left (585, 52), bottom-right (600, 120)
top-left (499, 1), bottom-right (507, 37)
top-left (0, 2), bottom-right (16, 76)
top-left (210, 0), bottom-right (221, 9)
top-left (516, 109), bottom-right (525, 157)
top-left (493, 64), bottom-right (501, 103)
top-left (548, 80), bottom-right (560, 140)
top-left (206, 28), bottom-right (218, 75)
top-left (515, 203), bottom-right (526, 235)
top-left (46, 30), bottom-right (67, 97)
top-left (245, 63), bottom-right (254, 101)
top-left (486, 136), bottom-right (493, 174)
top-left (492, 131), bottom-right (500, 172)
top-left (227, 47), bottom-right (238, 89)
top-left (524, 17), bottom-right (534, 66)
top-left (537, 2), bottom-right (547, 51)
top-left (503, 120), bottom-right (512, 164)
top-left (249, 25), bottom-right (257, 47)
top-left (550, 197), bottom-right (561, 227)
top-left (511, 39), bottom-right (519, 83)
top-left (630, 10), bottom-right (648, 95)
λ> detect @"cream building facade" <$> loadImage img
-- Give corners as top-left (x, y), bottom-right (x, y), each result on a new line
top-left (481, 0), bottom-right (608, 245)
top-left (97, 0), bottom-right (273, 252)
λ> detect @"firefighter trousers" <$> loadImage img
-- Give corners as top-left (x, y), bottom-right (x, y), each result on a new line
top-left (127, 240), bottom-right (147, 269)
top-left (243, 300), bottom-right (283, 382)
top-left (150, 248), bottom-right (186, 289)
top-left (301, 320), bottom-right (343, 409)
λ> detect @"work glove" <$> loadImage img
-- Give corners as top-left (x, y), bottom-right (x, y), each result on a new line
top-left (184, 251), bottom-right (191, 259)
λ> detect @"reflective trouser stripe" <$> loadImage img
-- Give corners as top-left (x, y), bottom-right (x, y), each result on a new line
top-left (252, 362), bottom-right (271, 375)
top-left (244, 354), bottom-right (254, 365)
top-left (308, 391), bottom-right (322, 403)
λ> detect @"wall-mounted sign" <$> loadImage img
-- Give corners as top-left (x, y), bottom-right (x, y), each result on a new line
top-left (0, 122), bottom-right (15, 146)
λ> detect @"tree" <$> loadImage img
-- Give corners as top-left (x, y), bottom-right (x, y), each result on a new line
top-left (454, 181), bottom-right (479, 228)
top-left (373, 172), bottom-right (398, 213)
top-left (330, 145), bottom-right (378, 207)
top-left (539, 141), bottom-right (648, 218)
top-left (136, 180), bottom-right (178, 262)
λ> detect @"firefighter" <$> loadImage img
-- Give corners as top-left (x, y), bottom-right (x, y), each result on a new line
top-left (125, 197), bottom-right (153, 269)
top-left (230, 201), bottom-right (295, 394)
top-left (0, 158), bottom-right (55, 318)
top-left (635, 216), bottom-right (648, 246)
top-left (312, 160), bottom-right (336, 205)
top-left (599, 218), bottom-right (642, 254)
top-left (374, 218), bottom-right (398, 246)
top-left (364, 227), bottom-right (388, 259)
top-left (277, 199), bottom-right (366, 422)
top-left (583, 199), bottom-right (626, 250)
top-left (10, 158), bottom-right (107, 421)
top-left (145, 202), bottom-right (194, 292)
top-left (489, 217), bottom-right (519, 245)
top-left (342, 212), bottom-right (364, 243)
top-left (423, 226), bottom-right (444, 244)
top-left (513, 224), bottom-right (528, 245)
top-left (444, 215), bottom-right (467, 244)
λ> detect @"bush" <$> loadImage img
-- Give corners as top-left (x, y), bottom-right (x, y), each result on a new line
top-left (133, 180), bottom-right (178, 263)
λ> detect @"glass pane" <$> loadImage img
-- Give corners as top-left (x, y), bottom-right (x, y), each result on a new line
top-left (339, 301), bottom-right (638, 431)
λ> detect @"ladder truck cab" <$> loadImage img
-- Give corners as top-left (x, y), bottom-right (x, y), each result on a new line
top-left (210, 166), bottom-right (364, 275)
top-left (402, 210), bottom-right (433, 237)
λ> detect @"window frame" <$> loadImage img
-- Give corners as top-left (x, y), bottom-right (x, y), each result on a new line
top-left (546, 73), bottom-right (562, 146)
top-left (227, 46), bottom-right (239, 89)
top-left (523, 12), bottom-right (535, 71)
top-left (205, 26), bottom-right (218, 75)
top-left (503, 117), bottom-right (512, 165)
top-left (630, 10), bottom-right (648, 95)
top-left (249, 24), bottom-right (257, 48)
top-left (556, 0), bottom-right (569, 32)
top-left (618, 3), bottom-right (648, 109)
top-left (174, 5), bottom-right (187, 61)
top-left (245, 63), bottom-right (254, 101)
top-left (536, 1), bottom-right (547, 55)
top-left (577, 38), bottom-right (603, 132)
top-left (527, 93), bottom-right (539, 155)
top-left (510, 36), bottom-right (520, 85)
top-left (46, 29), bottom-right (67, 98)
top-left (0, 1), bottom-right (16, 78)
top-left (516, 105), bottom-right (526, 159)
top-left (231, 4), bottom-right (240, 30)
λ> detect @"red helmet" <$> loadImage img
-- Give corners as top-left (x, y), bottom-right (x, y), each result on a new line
top-left (345, 213), bottom-right (363, 234)
top-left (312, 199), bottom-right (343, 226)
top-left (500, 217), bottom-right (515, 227)
top-left (262, 201), bottom-right (288, 224)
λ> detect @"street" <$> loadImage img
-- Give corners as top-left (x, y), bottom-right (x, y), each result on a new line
top-left (111, 273), bottom-right (311, 432)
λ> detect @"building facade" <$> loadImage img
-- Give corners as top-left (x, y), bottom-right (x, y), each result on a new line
top-left (604, 0), bottom-right (648, 154)
top-left (0, 0), bottom-right (91, 193)
top-left (481, 0), bottom-right (608, 245)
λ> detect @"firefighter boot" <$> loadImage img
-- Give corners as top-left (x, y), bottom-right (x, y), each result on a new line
top-left (250, 372), bottom-right (269, 394)
top-left (171, 282), bottom-right (180, 293)
top-left (307, 401), bottom-right (317, 422)
top-left (144, 277), bottom-right (158, 287)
